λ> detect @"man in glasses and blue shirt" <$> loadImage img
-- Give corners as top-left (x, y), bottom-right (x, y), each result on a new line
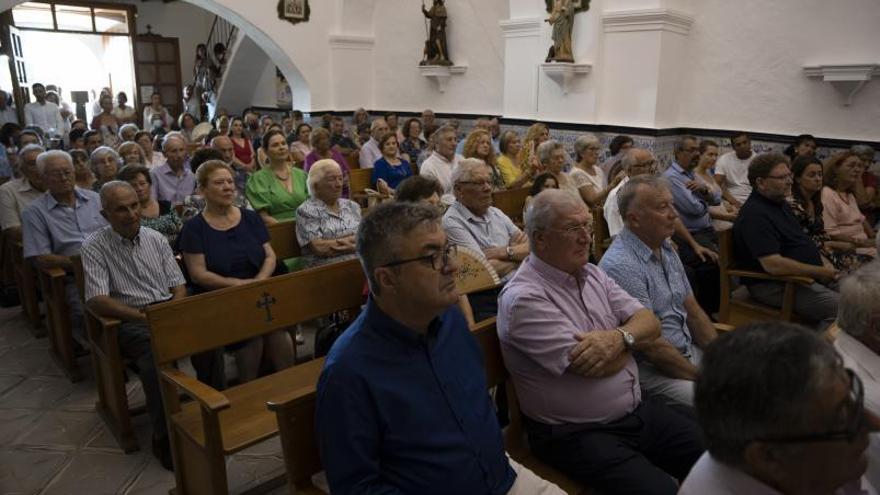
top-left (315, 201), bottom-right (564, 494)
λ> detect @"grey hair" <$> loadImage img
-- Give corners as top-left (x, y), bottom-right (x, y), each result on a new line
top-left (838, 261), bottom-right (880, 338)
top-left (36, 150), bottom-right (73, 177)
top-left (536, 139), bottom-right (563, 165)
top-left (573, 134), bottom-right (600, 161)
top-left (357, 201), bottom-right (442, 295)
top-left (370, 118), bottom-right (387, 133)
top-left (525, 189), bottom-right (585, 250)
top-left (695, 322), bottom-right (843, 467)
top-left (306, 159), bottom-right (341, 196)
top-left (162, 132), bottom-right (186, 151)
top-left (618, 176), bottom-right (670, 220)
top-left (674, 134), bottom-right (698, 153)
top-left (851, 144), bottom-right (875, 160)
top-left (451, 158), bottom-right (488, 185)
top-left (620, 148), bottom-right (650, 173)
top-left (432, 124), bottom-right (457, 144)
top-left (18, 143), bottom-right (45, 159)
top-left (90, 146), bottom-right (121, 165)
top-left (98, 180), bottom-right (136, 209)
top-left (117, 123), bottom-right (138, 140)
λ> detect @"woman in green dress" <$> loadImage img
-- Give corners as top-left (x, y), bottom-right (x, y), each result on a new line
top-left (245, 129), bottom-right (309, 225)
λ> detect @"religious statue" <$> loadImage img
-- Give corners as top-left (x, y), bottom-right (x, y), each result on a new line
top-left (421, 0), bottom-right (453, 66)
top-left (544, 0), bottom-right (590, 63)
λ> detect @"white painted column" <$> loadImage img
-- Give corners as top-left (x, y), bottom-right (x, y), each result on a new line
top-left (328, 34), bottom-right (376, 111)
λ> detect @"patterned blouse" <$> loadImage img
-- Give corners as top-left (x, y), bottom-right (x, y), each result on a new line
top-left (140, 200), bottom-right (182, 248)
top-left (295, 197), bottom-right (361, 267)
top-left (788, 194), bottom-right (871, 275)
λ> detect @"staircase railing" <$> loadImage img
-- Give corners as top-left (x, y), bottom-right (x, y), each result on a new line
top-left (202, 15), bottom-right (238, 120)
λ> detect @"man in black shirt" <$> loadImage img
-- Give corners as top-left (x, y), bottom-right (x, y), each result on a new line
top-left (732, 152), bottom-right (839, 328)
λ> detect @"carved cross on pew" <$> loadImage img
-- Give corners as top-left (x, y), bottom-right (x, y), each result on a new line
top-left (257, 292), bottom-right (277, 323)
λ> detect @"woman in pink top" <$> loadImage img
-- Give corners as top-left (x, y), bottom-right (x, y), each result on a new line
top-left (821, 152), bottom-right (877, 258)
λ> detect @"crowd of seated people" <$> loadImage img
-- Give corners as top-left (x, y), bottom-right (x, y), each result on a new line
top-left (4, 80), bottom-right (880, 494)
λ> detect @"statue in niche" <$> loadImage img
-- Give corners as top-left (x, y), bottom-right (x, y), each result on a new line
top-left (544, 0), bottom-right (590, 63)
top-left (420, 0), bottom-right (453, 66)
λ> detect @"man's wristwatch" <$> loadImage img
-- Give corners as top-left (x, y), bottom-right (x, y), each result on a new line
top-left (506, 246), bottom-right (514, 261)
top-left (616, 327), bottom-right (635, 350)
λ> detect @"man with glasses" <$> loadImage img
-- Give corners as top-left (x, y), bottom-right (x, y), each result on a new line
top-left (604, 148), bottom-right (656, 237)
top-left (443, 158), bottom-right (529, 320)
top-left (681, 321), bottom-right (871, 494)
top-left (733, 152), bottom-right (839, 328)
top-left (498, 189), bottom-right (703, 495)
top-left (0, 144), bottom-right (45, 231)
top-left (600, 176), bottom-right (718, 410)
top-left (316, 201), bottom-right (564, 494)
top-left (21, 150), bottom-right (107, 351)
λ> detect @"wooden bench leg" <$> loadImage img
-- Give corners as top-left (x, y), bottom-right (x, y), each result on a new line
top-left (171, 425), bottom-right (229, 495)
top-left (89, 317), bottom-right (140, 452)
top-left (14, 262), bottom-right (45, 336)
top-left (39, 270), bottom-right (82, 383)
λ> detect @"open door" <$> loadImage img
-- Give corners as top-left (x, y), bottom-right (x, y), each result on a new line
top-left (4, 21), bottom-right (28, 124)
top-left (133, 31), bottom-right (182, 128)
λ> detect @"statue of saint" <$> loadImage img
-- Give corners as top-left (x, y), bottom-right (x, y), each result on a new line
top-left (545, 0), bottom-right (575, 62)
top-left (421, 0), bottom-right (453, 66)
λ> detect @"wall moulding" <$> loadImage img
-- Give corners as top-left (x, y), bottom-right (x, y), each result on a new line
top-left (498, 18), bottom-right (542, 38)
top-left (328, 34), bottom-right (376, 50)
top-left (803, 64), bottom-right (880, 106)
top-left (541, 63), bottom-right (592, 95)
top-left (602, 9), bottom-right (694, 35)
top-left (420, 65), bottom-right (467, 93)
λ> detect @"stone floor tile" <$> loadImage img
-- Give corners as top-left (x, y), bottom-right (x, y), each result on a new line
top-left (0, 323), bottom-right (37, 349)
top-left (122, 456), bottom-right (175, 495)
top-left (0, 345), bottom-right (63, 377)
top-left (15, 410), bottom-right (101, 450)
top-left (41, 451), bottom-right (147, 495)
top-left (0, 449), bottom-right (69, 494)
top-left (0, 374), bottom-right (25, 397)
top-left (0, 376), bottom-right (72, 409)
top-left (0, 408), bottom-right (45, 445)
top-left (55, 376), bottom-right (99, 412)
top-left (226, 454), bottom-right (286, 494)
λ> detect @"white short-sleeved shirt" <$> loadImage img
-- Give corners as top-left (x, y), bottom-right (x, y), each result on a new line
top-left (603, 176), bottom-right (629, 238)
top-left (715, 151), bottom-right (755, 205)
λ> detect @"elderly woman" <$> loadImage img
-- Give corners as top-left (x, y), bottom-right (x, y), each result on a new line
top-left (516, 123), bottom-right (549, 176)
top-left (570, 134), bottom-right (621, 208)
top-left (305, 127), bottom-right (350, 198)
top-left (117, 141), bottom-right (147, 167)
top-left (117, 164), bottom-right (182, 245)
top-left (536, 139), bottom-right (577, 199)
top-left (822, 152), bottom-right (877, 258)
top-left (296, 159), bottom-right (361, 268)
top-left (288, 123), bottom-right (312, 164)
top-left (117, 123), bottom-right (138, 144)
top-left (179, 160), bottom-right (295, 383)
top-left (371, 132), bottom-right (413, 195)
top-left (90, 94), bottom-right (119, 147)
top-left (228, 116), bottom-right (255, 172)
top-left (134, 130), bottom-right (164, 169)
top-left (462, 129), bottom-right (505, 190)
top-left (246, 129), bottom-right (308, 225)
top-left (90, 146), bottom-right (120, 191)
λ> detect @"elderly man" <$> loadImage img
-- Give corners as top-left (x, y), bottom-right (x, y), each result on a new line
top-left (317, 201), bottom-right (564, 494)
top-left (733, 152), bottom-right (839, 328)
top-left (443, 158), bottom-right (529, 320)
top-left (604, 148), bottom-right (656, 237)
top-left (0, 144), bottom-right (45, 230)
top-left (83, 129), bottom-right (103, 155)
top-left (600, 176), bottom-right (717, 409)
top-left (421, 124), bottom-right (463, 205)
top-left (22, 150), bottom-right (107, 349)
top-left (498, 189), bottom-right (703, 494)
top-left (714, 131), bottom-right (755, 208)
top-left (150, 133), bottom-right (195, 206)
top-left (81, 181), bottom-right (186, 470)
top-left (211, 134), bottom-right (249, 198)
top-left (358, 118), bottom-right (392, 169)
top-left (455, 117), bottom-right (491, 154)
top-left (681, 322), bottom-right (871, 494)
top-left (24, 83), bottom-right (64, 136)
top-left (836, 261), bottom-right (880, 413)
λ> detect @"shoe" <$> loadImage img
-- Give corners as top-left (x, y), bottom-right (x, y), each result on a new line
top-left (152, 434), bottom-right (174, 471)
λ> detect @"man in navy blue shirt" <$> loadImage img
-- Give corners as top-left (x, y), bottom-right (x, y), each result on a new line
top-left (316, 201), bottom-right (563, 494)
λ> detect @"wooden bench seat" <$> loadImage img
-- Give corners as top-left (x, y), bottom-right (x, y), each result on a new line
top-left (146, 259), bottom-right (366, 495)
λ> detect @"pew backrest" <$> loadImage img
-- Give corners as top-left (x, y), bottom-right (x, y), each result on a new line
top-left (268, 220), bottom-right (301, 259)
top-left (493, 188), bottom-right (530, 226)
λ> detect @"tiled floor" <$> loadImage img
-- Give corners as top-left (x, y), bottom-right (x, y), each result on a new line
top-left (0, 304), bottom-right (307, 495)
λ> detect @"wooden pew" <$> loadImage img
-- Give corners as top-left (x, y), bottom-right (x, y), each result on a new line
top-left (10, 236), bottom-right (43, 335)
top-left (37, 264), bottom-right (83, 382)
top-left (71, 255), bottom-right (145, 453)
top-left (267, 220), bottom-right (301, 261)
top-left (268, 318), bottom-right (589, 495)
top-left (591, 206), bottom-right (612, 262)
top-left (492, 187), bottom-right (530, 227)
top-left (718, 228), bottom-right (812, 326)
top-left (349, 168), bottom-right (373, 206)
top-left (146, 259), bottom-right (366, 495)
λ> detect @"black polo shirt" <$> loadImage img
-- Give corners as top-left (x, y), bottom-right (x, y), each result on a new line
top-left (732, 191), bottom-right (822, 281)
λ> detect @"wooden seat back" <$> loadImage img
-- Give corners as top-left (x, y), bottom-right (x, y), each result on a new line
top-left (10, 236), bottom-right (43, 334)
top-left (453, 246), bottom-right (501, 295)
top-left (268, 220), bottom-right (301, 260)
top-left (346, 150), bottom-right (360, 170)
top-left (349, 168), bottom-right (372, 197)
top-left (147, 259), bottom-right (365, 365)
top-left (492, 187), bottom-right (530, 226)
top-left (591, 206), bottom-right (611, 261)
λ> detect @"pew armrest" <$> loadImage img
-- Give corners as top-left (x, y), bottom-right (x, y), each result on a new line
top-left (40, 265), bottom-right (67, 280)
top-left (163, 368), bottom-right (231, 412)
top-left (86, 307), bottom-right (122, 329)
top-left (714, 322), bottom-right (736, 333)
top-left (267, 385), bottom-right (316, 412)
top-left (726, 269), bottom-right (813, 285)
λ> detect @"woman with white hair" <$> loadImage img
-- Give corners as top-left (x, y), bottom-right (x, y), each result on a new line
top-left (90, 146), bottom-right (121, 191)
top-left (570, 134), bottom-right (622, 207)
top-left (295, 159), bottom-right (361, 268)
top-left (537, 139), bottom-right (578, 199)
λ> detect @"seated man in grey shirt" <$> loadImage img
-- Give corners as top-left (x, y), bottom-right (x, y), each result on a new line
top-left (442, 158), bottom-right (529, 321)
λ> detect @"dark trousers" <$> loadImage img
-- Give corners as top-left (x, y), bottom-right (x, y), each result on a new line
top-left (118, 320), bottom-right (167, 438)
top-left (524, 399), bottom-right (704, 495)
top-left (675, 228), bottom-right (720, 315)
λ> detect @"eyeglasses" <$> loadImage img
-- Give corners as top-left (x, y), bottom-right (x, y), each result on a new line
top-left (757, 369), bottom-right (864, 444)
top-left (45, 169), bottom-right (74, 179)
top-left (458, 180), bottom-right (493, 188)
top-left (382, 244), bottom-right (458, 271)
top-left (547, 223), bottom-right (593, 237)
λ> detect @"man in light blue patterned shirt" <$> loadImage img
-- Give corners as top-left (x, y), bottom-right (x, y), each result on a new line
top-left (600, 176), bottom-right (717, 409)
